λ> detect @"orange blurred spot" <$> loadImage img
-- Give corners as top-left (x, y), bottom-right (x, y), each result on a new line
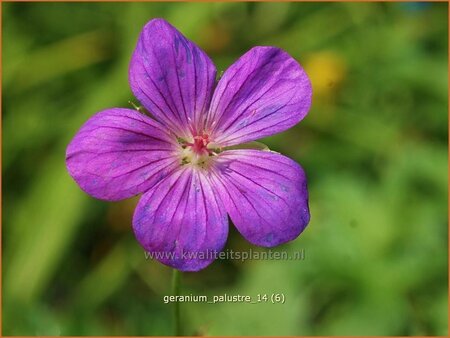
top-left (199, 22), bottom-right (231, 54)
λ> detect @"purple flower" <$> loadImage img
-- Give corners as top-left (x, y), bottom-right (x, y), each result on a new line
top-left (66, 18), bottom-right (312, 271)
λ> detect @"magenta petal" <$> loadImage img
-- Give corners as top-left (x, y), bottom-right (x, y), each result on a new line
top-left (129, 18), bottom-right (217, 138)
top-left (66, 108), bottom-right (180, 201)
top-left (133, 168), bottom-right (228, 271)
top-left (207, 47), bottom-right (312, 146)
top-left (210, 149), bottom-right (310, 247)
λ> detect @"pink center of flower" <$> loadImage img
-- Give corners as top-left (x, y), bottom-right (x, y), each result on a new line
top-left (179, 133), bottom-right (215, 168)
top-left (190, 133), bottom-right (211, 156)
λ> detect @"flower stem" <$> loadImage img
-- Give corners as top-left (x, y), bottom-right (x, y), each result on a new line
top-left (172, 269), bottom-right (182, 336)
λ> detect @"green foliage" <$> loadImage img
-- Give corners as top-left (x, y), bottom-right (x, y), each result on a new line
top-left (2, 2), bottom-right (447, 336)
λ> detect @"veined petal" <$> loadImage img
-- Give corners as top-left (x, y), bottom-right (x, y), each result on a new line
top-left (133, 167), bottom-right (228, 271)
top-left (210, 149), bottom-right (310, 247)
top-left (207, 47), bottom-right (312, 146)
top-left (129, 18), bottom-right (217, 138)
top-left (66, 108), bottom-right (180, 201)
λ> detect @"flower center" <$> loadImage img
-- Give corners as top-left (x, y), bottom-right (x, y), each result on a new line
top-left (179, 133), bottom-right (214, 168)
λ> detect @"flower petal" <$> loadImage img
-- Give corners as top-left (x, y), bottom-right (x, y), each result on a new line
top-left (66, 108), bottom-right (180, 201)
top-left (133, 167), bottom-right (228, 271)
top-left (210, 149), bottom-right (310, 247)
top-left (129, 18), bottom-right (217, 138)
top-left (207, 47), bottom-right (312, 146)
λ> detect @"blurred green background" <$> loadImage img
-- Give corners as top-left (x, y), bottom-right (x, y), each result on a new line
top-left (2, 2), bottom-right (448, 336)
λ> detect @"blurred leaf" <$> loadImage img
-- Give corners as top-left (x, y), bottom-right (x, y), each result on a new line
top-left (4, 30), bottom-right (113, 92)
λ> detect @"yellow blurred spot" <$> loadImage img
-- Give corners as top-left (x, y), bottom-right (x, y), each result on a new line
top-left (304, 51), bottom-right (347, 97)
